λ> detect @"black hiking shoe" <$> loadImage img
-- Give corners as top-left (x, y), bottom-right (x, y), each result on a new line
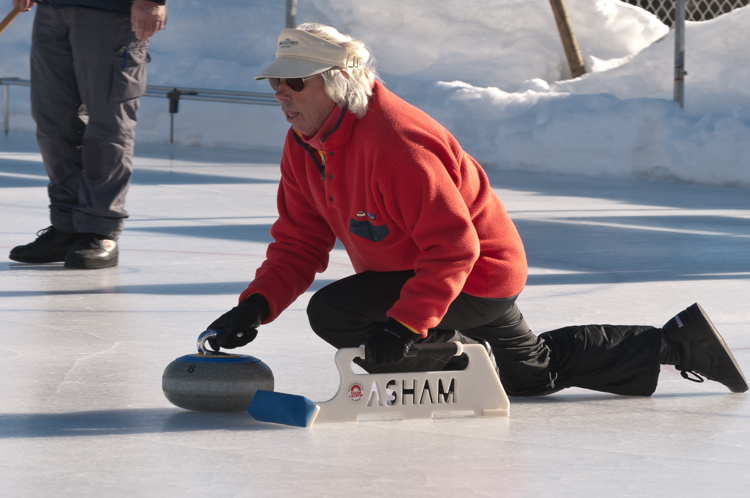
top-left (662, 303), bottom-right (748, 393)
top-left (9, 226), bottom-right (79, 264)
top-left (64, 233), bottom-right (119, 269)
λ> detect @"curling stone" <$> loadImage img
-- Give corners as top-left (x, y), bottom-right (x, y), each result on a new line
top-left (162, 329), bottom-right (274, 412)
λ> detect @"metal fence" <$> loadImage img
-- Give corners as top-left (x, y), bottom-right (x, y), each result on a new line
top-left (0, 77), bottom-right (278, 142)
top-left (622, 0), bottom-right (749, 25)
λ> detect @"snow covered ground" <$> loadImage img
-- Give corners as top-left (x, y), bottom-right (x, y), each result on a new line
top-left (2, 0), bottom-right (750, 186)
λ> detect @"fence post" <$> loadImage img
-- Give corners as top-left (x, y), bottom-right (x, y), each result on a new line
top-left (286, 0), bottom-right (297, 29)
top-left (674, 0), bottom-right (686, 108)
top-left (3, 83), bottom-right (8, 136)
top-left (549, 0), bottom-right (586, 79)
top-left (167, 88), bottom-right (180, 144)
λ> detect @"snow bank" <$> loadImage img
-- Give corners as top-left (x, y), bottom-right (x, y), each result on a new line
top-left (2, 0), bottom-right (749, 186)
top-left (308, 0), bottom-right (667, 89)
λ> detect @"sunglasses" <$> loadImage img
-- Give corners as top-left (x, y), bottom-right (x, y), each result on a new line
top-left (268, 75), bottom-right (319, 92)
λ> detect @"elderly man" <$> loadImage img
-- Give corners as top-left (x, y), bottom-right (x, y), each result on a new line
top-left (207, 23), bottom-right (747, 396)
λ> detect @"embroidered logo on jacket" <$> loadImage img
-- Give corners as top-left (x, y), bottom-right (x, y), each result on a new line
top-left (356, 210), bottom-right (376, 220)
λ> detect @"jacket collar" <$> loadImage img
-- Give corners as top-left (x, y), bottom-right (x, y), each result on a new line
top-left (296, 103), bottom-right (348, 150)
top-left (291, 81), bottom-right (382, 150)
top-left (318, 104), bottom-right (357, 149)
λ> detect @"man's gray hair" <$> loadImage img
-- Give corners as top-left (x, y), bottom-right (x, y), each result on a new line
top-left (297, 23), bottom-right (379, 119)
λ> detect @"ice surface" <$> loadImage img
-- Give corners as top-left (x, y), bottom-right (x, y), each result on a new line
top-left (2, 132), bottom-right (749, 497)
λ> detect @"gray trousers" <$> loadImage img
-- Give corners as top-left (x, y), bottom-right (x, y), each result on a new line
top-left (30, 5), bottom-right (150, 238)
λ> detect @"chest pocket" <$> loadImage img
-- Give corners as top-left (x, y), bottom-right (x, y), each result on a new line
top-left (349, 218), bottom-right (390, 242)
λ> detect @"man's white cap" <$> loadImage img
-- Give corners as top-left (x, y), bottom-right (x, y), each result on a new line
top-left (255, 28), bottom-right (360, 80)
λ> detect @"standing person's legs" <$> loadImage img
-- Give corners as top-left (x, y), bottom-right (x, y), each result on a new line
top-left (30, 4), bottom-right (86, 235)
top-left (9, 5), bottom-right (83, 263)
top-left (26, 6), bottom-right (149, 268)
top-left (65, 6), bottom-right (149, 238)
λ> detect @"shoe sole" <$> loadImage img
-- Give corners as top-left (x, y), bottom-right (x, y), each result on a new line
top-left (64, 253), bottom-right (118, 269)
top-left (686, 303), bottom-right (748, 393)
top-left (9, 254), bottom-right (66, 264)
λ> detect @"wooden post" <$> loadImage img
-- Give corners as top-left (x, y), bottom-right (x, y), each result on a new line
top-left (549, 0), bottom-right (586, 79)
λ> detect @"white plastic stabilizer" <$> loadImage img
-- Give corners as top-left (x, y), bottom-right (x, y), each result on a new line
top-left (310, 342), bottom-right (509, 424)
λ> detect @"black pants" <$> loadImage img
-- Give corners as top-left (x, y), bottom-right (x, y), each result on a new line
top-left (307, 271), bottom-right (662, 397)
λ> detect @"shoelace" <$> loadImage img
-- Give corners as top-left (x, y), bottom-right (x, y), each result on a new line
top-left (36, 226), bottom-right (54, 237)
top-left (681, 370), bottom-right (705, 383)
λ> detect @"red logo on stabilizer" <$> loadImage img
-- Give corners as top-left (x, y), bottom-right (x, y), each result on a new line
top-left (348, 383), bottom-right (364, 401)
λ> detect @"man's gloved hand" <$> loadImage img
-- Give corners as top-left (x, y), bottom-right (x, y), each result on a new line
top-left (207, 294), bottom-right (270, 351)
top-left (364, 318), bottom-right (420, 368)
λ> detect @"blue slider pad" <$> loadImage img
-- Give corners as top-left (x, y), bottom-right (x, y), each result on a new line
top-left (248, 390), bottom-right (318, 428)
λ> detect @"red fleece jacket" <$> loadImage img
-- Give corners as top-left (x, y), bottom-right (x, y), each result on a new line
top-left (240, 82), bottom-right (527, 336)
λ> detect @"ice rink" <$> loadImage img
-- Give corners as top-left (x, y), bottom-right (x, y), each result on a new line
top-left (2, 131), bottom-right (749, 497)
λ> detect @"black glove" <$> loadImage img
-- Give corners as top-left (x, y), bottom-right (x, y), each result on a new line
top-left (207, 294), bottom-right (270, 351)
top-left (364, 318), bottom-right (419, 368)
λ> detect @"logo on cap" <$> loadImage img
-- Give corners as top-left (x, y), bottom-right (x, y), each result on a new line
top-left (279, 38), bottom-right (298, 48)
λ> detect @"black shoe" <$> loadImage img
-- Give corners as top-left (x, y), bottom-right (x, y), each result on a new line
top-left (9, 226), bottom-right (79, 263)
top-left (64, 233), bottom-right (118, 269)
top-left (662, 303), bottom-right (748, 393)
